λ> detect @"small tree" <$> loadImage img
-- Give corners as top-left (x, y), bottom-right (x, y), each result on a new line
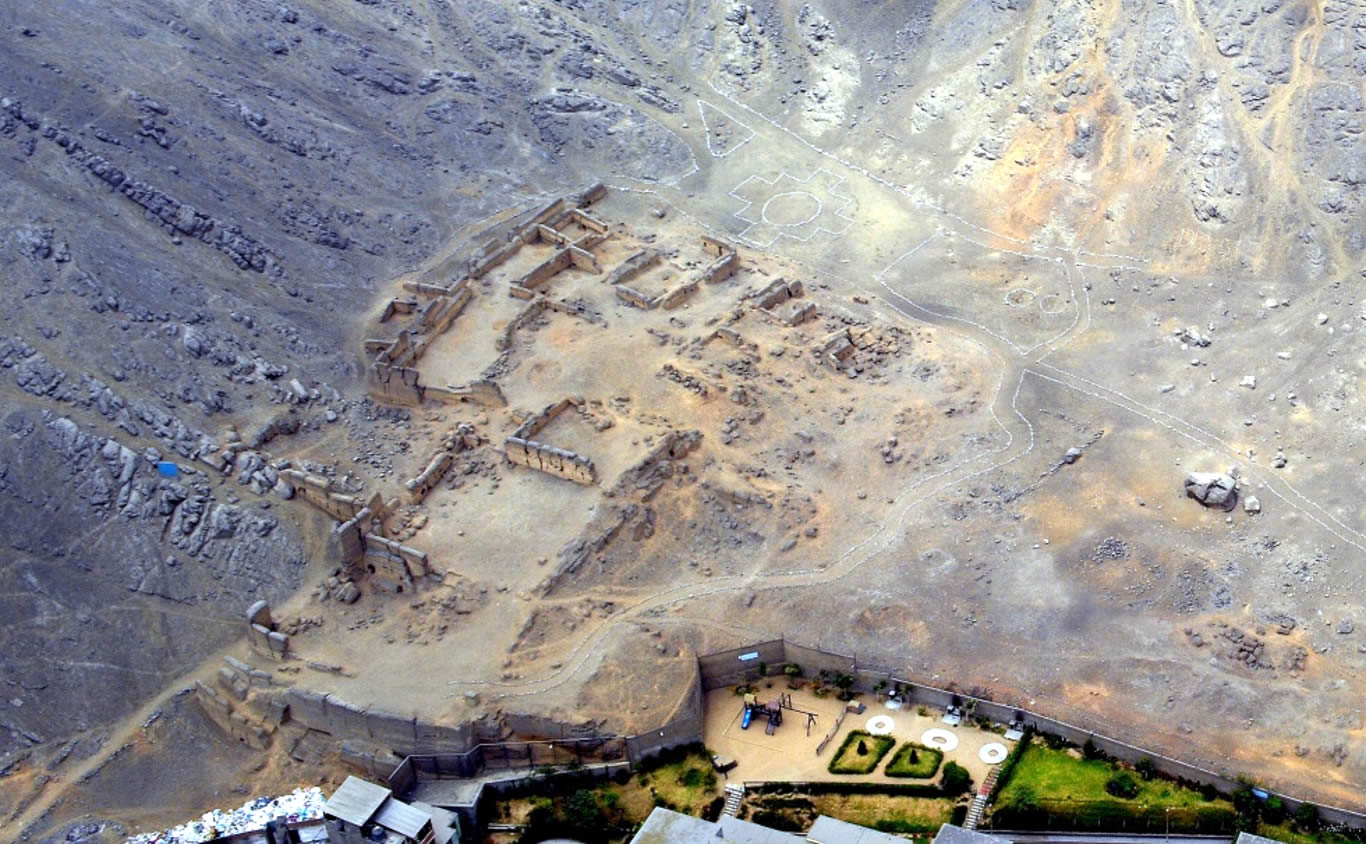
top-left (783, 663), bottom-right (802, 677)
top-left (1082, 737), bottom-right (1104, 761)
top-left (909, 747), bottom-right (919, 764)
top-left (834, 673), bottom-right (855, 700)
top-left (1105, 772), bottom-right (1140, 799)
top-left (857, 739), bottom-right (868, 756)
top-left (757, 661), bottom-right (768, 677)
top-left (1233, 784), bottom-right (1260, 833)
top-left (941, 761), bottom-right (972, 795)
top-left (1294, 802), bottom-right (1319, 831)
top-left (1135, 756), bottom-right (1156, 780)
top-left (1262, 795), bottom-right (1285, 826)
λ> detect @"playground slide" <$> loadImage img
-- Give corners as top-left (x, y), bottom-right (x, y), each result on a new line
top-left (740, 707), bottom-right (753, 730)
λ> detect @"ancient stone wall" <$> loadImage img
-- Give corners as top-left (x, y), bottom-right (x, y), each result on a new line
top-left (405, 452), bottom-right (452, 503)
top-left (614, 285), bottom-right (655, 309)
top-left (504, 437), bottom-right (597, 484)
top-left (604, 249), bottom-right (661, 287)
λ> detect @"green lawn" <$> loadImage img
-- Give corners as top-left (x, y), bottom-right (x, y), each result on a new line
top-left (992, 744), bottom-right (1236, 834)
top-left (885, 742), bottom-right (943, 779)
top-left (998, 744), bottom-right (1210, 807)
top-left (828, 731), bottom-right (896, 774)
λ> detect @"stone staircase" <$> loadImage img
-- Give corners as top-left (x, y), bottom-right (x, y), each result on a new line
top-left (963, 764), bottom-right (1000, 830)
top-left (722, 783), bottom-right (745, 818)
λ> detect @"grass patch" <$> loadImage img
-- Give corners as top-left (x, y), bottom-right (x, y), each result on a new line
top-left (992, 744), bottom-right (1235, 834)
top-left (493, 749), bottom-right (721, 841)
top-left (828, 731), bottom-right (895, 775)
top-left (744, 790), bottom-right (954, 835)
top-left (885, 742), bottom-right (943, 779)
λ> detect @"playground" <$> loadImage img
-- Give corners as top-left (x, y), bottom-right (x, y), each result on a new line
top-left (702, 685), bottom-right (1011, 786)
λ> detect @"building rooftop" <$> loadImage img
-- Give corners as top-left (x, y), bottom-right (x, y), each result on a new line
top-left (932, 824), bottom-right (1007, 844)
top-left (807, 814), bottom-right (911, 844)
top-left (1236, 833), bottom-right (1284, 844)
top-left (373, 796), bottom-right (432, 839)
top-left (322, 776), bottom-right (392, 827)
top-left (629, 807), bottom-right (801, 843)
top-left (410, 801), bottom-right (458, 844)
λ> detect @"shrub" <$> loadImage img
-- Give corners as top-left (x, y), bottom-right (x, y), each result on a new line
top-left (702, 796), bottom-right (726, 822)
top-left (1262, 796), bottom-right (1285, 826)
top-left (885, 742), bottom-right (943, 779)
top-left (828, 731), bottom-right (895, 774)
top-left (751, 810), bottom-right (804, 832)
top-left (783, 663), bottom-right (802, 677)
top-left (990, 729), bottom-right (1033, 798)
top-left (1082, 737), bottom-right (1105, 761)
top-left (940, 761), bottom-right (972, 795)
top-left (1105, 772), bottom-right (1140, 799)
top-left (1135, 757), bottom-right (1156, 780)
top-left (1294, 802), bottom-right (1320, 831)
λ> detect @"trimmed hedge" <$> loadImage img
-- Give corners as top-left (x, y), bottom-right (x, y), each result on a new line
top-left (828, 731), bottom-right (895, 775)
top-left (885, 742), bottom-right (943, 779)
top-left (990, 727), bottom-right (1034, 798)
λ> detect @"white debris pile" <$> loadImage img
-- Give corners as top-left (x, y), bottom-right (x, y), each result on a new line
top-left (127, 787), bottom-right (324, 843)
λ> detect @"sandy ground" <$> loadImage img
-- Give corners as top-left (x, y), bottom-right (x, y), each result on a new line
top-left (703, 687), bottom-right (1004, 787)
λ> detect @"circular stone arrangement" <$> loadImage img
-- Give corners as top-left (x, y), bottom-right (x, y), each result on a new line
top-left (979, 742), bottom-right (1008, 764)
top-left (760, 191), bottom-right (823, 227)
top-left (1038, 294), bottom-right (1069, 314)
top-left (866, 715), bottom-right (896, 736)
top-left (1004, 288), bottom-right (1037, 307)
top-left (920, 728), bottom-right (959, 751)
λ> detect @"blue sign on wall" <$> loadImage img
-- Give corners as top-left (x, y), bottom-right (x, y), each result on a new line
top-left (738, 652), bottom-right (760, 662)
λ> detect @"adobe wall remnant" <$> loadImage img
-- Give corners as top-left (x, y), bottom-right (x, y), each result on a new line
top-left (504, 398), bottom-right (598, 485)
top-left (542, 429), bottom-right (703, 592)
top-left (406, 452), bottom-right (453, 504)
top-left (424, 379), bottom-right (506, 408)
top-left (817, 328), bottom-right (857, 371)
top-left (605, 249), bottom-right (662, 287)
top-left (700, 235), bottom-right (738, 284)
top-left (753, 278), bottom-right (816, 326)
top-left (247, 600), bottom-right (290, 661)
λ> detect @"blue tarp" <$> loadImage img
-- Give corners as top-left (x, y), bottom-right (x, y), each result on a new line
top-left (157, 461), bottom-right (180, 478)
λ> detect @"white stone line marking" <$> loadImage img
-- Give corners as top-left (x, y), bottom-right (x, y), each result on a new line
top-left (726, 168), bottom-right (855, 248)
top-left (1034, 261), bottom-right (1092, 363)
top-left (697, 99), bottom-right (756, 158)
top-left (877, 236), bottom-right (1072, 358)
top-left (703, 80), bottom-right (1043, 251)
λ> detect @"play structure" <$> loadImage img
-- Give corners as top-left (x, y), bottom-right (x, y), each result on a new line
top-left (740, 693), bottom-right (819, 736)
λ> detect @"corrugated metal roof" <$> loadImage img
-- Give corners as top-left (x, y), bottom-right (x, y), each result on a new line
top-left (323, 776), bottom-right (391, 826)
top-left (374, 796), bottom-right (431, 839)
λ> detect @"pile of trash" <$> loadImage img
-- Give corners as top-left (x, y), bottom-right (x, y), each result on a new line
top-left (128, 787), bottom-right (325, 843)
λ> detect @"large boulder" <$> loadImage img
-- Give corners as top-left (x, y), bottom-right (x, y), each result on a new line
top-left (1185, 472), bottom-right (1238, 511)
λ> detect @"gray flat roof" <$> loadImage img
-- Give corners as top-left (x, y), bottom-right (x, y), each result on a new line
top-left (933, 824), bottom-right (1007, 844)
top-left (807, 814), bottom-right (908, 844)
top-left (410, 801), bottom-right (459, 844)
top-left (629, 807), bottom-right (801, 843)
top-left (1236, 833), bottom-right (1284, 844)
top-left (323, 776), bottom-right (392, 826)
top-left (374, 796), bottom-right (432, 838)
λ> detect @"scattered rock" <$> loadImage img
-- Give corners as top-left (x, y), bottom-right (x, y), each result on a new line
top-left (1185, 472), bottom-right (1238, 511)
